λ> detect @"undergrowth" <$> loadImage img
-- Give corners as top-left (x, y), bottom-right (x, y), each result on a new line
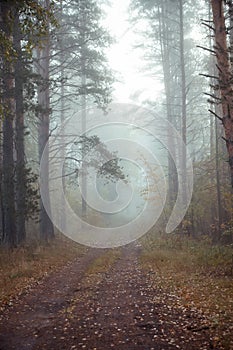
top-left (0, 234), bottom-right (86, 306)
top-left (85, 249), bottom-right (121, 275)
top-left (140, 232), bottom-right (233, 349)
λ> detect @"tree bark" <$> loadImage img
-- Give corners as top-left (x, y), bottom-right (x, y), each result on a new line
top-left (59, 0), bottom-right (67, 231)
top-left (13, 10), bottom-right (26, 244)
top-left (179, 0), bottom-right (187, 205)
top-left (158, 1), bottom-right (178, 204)
top-left (37, 0), bottom-right (54, 241)
top-left (211, 0), bottom-right (233, 187)
top-left (0, 2), bottom-right (17, 247)
top-left (80, 1), bottom-right (87, 219)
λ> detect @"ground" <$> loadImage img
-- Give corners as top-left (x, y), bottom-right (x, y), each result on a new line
top-left (0, 243), bottom-right (218, 350)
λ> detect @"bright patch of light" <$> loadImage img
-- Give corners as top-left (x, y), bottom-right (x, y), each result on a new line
top-left (190, 24), bottom-right (206, 43)
top-left (102, 0), bottom-right (163, 104)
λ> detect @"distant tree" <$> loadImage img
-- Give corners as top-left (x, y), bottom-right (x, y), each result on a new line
top-left (64, 135), bottom-right (125, 183)
top-left (130, 0), bottom-right (199, 206)
top-left (13, 8), bottom-right (27, 244)
top-left (51, 0), bottom-right (114, 219)
top-left (53, 0), bottom-right (114, 111)
top-left (36, 0), bottom-right (55, 241)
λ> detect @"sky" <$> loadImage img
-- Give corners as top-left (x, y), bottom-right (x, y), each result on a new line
top-left (102, 0), bottom-right (164, 104)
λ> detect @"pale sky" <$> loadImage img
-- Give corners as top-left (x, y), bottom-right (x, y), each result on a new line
top-left (103, 0), bottom-right (163, 104)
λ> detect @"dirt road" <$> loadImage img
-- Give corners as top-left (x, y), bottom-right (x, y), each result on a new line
top-left (0, 244), bottom-right (214, 350)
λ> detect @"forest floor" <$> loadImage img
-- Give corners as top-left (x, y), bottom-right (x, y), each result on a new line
top-left (0, 237), bottom-right (231, 350)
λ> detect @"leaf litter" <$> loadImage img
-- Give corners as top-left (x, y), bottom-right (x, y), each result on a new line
top-left (0, 243), bottom-right (218, 349)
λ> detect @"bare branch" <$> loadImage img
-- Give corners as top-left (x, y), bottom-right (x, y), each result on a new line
top-left (200, 18), bottom-right (213, 23)
top-left (201, 22), bottom-right (215, 31)
top-left (199, 73), bottom-right (219, 80)
top-left (49, 124), bottom-right (58, 137)
top-left (222, 136), bottom-right (228, 143)
top-left (208, 109), bottom-right (223, 121)
top-left (196, 45), bottom-right (216, 54)
top-left (204, 92), bottom-right (221, 100)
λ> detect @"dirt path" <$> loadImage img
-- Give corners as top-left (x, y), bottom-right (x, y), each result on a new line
top-left (0, 244), bottom-right (215, 350)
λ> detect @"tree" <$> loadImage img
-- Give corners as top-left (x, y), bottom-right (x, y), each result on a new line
top-left (130, 0), bottom-right (198, 207)
top-left (50, 0), bottom-right (114, 219)
top-left (52, 0), bottom-right (114, 111)
top-left (0, 0), bottom-right (56, 246)
top-left (0, 1), bottom-right (17, 247)
top-left (13, 8), bottom-right (27, 244)
top-left (179, 0), bottom-right (187, 205)
top-left (36, 0), bottom-right (55, 241)
top-left (210, 0), bottom-right (233, 187)
top-left (61, 133), bottom-right (125, 225)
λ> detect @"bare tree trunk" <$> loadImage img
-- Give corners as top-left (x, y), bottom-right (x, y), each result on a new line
top-left (37, 0), bottom-right (54, 241)
top-left (59, 0), bottom-right (67, 232)
top-left (13, 10), bottom-right (26, 244)
top-left (211, 0), bottom-right (233, 187)
top-left (80, 1), bottom-right (87, 219)
top-left (158, 1), bottom-right (178, 204)
top-left (179, 0), bottom-right (187, 205)
top-left (208, 1), bottom-right (223, 240)
top-left (215, 105), bottom-right (223, 240)
top-left (0, 115), bottom-right (3, 241)
top-left (81, 74), bottom-right (87, 219)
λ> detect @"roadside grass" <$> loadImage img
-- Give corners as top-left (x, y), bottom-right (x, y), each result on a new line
top-left (140, 233), bottom-right (233, 350)
top-left (0, 233), bottom-right (86, 306)
top-left (86, 248), bottom-right (121, 275)
top-left (81, 248), bottom-right (122, 288)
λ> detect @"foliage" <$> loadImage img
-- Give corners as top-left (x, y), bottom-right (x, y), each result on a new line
top-left (24, 168), bottom-right (40, 222)
top-left (0, 1), bottom-right (56, 65)
top-left (51, 0), bottom-right (114, 112)
top-left (65, 134), bottom-right (125, 185)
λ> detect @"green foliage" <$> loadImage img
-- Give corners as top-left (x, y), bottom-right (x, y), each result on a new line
top-left (24, 168), bottom-right (40, 222)
top-left (65, 134), bottom-right (125, 185)
top-left (0, 1), bottom-right (56, 60)
top-left (0, 32), bottom-right (17, 63)
top-left (0, 0), bottom-right (57, 118)
top-left (52, 0), bottom-right (114, 111)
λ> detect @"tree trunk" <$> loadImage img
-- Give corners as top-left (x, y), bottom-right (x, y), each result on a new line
top-left (215, 105), bottom-right (223, 240)
top-left (211, 0), bottom-right (233, 187)
top-left (59, 0), bottom-right (66, 231)
top-left (81, 71), bottom-right (87, 219)
top-left (13, 10), bottom-right (26, 244)
top-left (158, 1), bottom-right (178, 204)
top-left (0, 118), bottom-right (3, 241)
top-left (208, 0), bottom-right (223, 241)
top-left (37, 0), bottom-right (54, 241)
top-left (80, 1), bottom-right (87, 219)
top-left (0, 2), bottom-right (17, 247)
top-left (179, 0), bottom-right (187, 205)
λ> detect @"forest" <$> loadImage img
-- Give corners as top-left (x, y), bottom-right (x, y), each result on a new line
top-left (0, 0), bottom-right (233, 349)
